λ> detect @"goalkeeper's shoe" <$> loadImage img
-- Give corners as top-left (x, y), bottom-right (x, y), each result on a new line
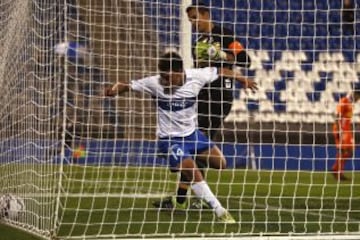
top-left (152, 196), bottom-right (187, 210)
top-left (190, 198), bottom-right (211, 210)
top-left (217, 210), bottom-right (236, 224)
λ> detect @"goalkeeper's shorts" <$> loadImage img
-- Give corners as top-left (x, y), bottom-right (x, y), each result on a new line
top-left (158, 130), bottom-right (214, 170)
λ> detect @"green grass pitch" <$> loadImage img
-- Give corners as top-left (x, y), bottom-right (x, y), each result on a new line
top-left (1, 165), bottom-right (360, 239)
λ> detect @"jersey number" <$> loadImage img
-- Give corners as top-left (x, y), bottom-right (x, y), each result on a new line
top-left (225, 78), bottom-right (232, 89)
top-left (169, 144), bottom-right (184, 161)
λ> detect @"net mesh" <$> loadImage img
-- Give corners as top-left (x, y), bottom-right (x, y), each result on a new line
top-left (0, 0), bottom-right (360, 239)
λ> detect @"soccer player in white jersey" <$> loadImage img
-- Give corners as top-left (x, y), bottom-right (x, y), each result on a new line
top-left (105, 52), bottom-right (256, 223)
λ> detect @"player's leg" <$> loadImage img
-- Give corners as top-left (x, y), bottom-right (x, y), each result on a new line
top-left (196, 144), bottom-right (226, 170)
top-left (332, 133), bottom-right (353, 181)
top-left (153, 140), bottom-right (209, 210)
top-left (190, 131), bottom-right (226, 209)
top-left (152, 143), bottom-right (191, 210)
top-left (170, 94), bottom-right (210, 209)
top-left (189, 145), bottom-right (226, 209)
top-left (180, 158), bottom-right (235, 223)
top-left (153, 147), bottom-right (235, 222)
top-left (154, 132), bottom-right (212, 210)
top-left (191, 101), bottom-right (211, 201)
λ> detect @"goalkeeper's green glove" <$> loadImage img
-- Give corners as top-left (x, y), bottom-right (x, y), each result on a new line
top-left (195, 42), bottom-right (227, 60)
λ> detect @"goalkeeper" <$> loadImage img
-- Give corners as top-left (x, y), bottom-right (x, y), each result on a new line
top-left (187, 0), bottom-right (251, 139)
top-left (105, 52), bottom-right (256, 223)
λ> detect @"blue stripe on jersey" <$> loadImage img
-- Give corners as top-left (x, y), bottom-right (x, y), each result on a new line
top-left (155, 97), bottom-right (196, 112)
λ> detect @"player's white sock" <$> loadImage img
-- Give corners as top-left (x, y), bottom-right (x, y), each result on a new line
top-left (191, 181), bottom-right (226, 217)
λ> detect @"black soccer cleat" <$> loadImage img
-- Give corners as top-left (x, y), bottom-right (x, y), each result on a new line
top-left (152, 196), bottom-right (187, 210)
top-left (190, 198), bottom-right (211, 210)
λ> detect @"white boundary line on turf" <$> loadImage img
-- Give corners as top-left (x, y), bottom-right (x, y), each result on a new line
top-left (20, 193), bottom-right (359, 223)
top-left (20, 193), bottom-right (167, 198)
top-left (65, 235), bottom-right (360, 240)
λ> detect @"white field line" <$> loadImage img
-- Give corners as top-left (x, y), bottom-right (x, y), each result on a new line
top-left (64, 234), bottom-right (360, 240)
top-left (18, 192), bottom-right (359, 223)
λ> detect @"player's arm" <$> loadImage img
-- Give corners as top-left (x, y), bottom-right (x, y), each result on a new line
top-left (219, 67), bottom-right (257, 91)
top-left (105, 76), bottom-right (157, 97)
top-left (105, 82), bottom-right (130, 96)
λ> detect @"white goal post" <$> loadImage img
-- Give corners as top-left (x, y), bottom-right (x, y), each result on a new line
top-left (0, 0), bottom-right (360, 239)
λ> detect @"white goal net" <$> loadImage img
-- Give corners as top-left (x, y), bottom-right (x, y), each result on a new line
top-left (0, 0), bottom-right (360, 239)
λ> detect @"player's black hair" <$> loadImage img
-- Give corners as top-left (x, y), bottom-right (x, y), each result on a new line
top-left (158, 52), bottom-right (183, 73)
top-left (186, 1), bottom-right (209, 14)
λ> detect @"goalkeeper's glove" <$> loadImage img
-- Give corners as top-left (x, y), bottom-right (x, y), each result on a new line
top-left (195, 42), bottom-right (227, 60)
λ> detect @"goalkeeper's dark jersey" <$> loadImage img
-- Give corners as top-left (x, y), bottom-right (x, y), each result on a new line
top-left (192, 24), bottom-right (251, 139)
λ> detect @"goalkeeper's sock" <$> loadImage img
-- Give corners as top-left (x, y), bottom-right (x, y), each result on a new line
top-left (191, 181), bottom-right (225, 217)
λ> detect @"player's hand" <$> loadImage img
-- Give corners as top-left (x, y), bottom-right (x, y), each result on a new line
top-left (195, 42), bottom-right (226, 60)
top-left (104, 83), bottom-right (120, 96)
top-left (243, 79), bottom-right (258, 92)
top-left (207, 45), bottom-right (227, 60)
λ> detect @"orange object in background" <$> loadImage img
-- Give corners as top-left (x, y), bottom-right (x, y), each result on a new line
top-left (73, 145), bottom-right (86, 159)
top-left (228, 41), bottom-right (244, 55)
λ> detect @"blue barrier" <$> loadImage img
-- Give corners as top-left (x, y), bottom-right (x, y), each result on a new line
top-left (57, 140), bottom-right (360, 171)
top-left (2, 139), bottom-right (359, 171)
top-left (224, 144), bottom-right (359, 171)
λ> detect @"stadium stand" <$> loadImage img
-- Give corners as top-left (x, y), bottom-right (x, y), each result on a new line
top-left (44, 0), bottom-right (360, 144)
top-left (144, 0), bottom-right (360, 124)
top-left (44, 0), bottom-right (161, 140)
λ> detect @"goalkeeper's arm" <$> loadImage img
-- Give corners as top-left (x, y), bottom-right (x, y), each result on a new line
top-left (219, 67), bottom-right (257, 91)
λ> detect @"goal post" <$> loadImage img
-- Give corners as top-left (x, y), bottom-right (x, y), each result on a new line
top-left (180, 0), bottom-right (193, 69)
top-left (1, 0), bottom-right (360, 239)
top-left (0, 0), bottom-right (63, 238)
